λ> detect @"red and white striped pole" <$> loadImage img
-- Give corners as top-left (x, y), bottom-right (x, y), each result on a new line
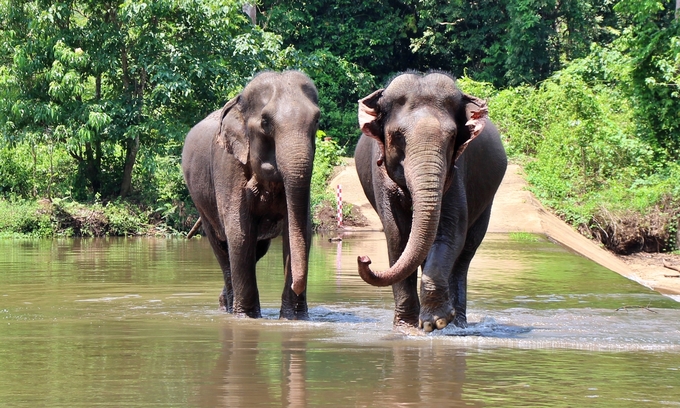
top-left (336, 184), bottom-right (343, 227)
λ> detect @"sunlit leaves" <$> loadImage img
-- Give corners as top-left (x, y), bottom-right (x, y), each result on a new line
top-left (0, 0), bottom-right (285, 199)
top-left (408, 0), bottom-right (616, 87)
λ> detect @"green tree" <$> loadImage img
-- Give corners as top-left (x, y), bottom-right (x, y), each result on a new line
top-left (409, 0), bottom-right (617, 87)
top-left (260, 0), bottom-right (415, 81)
top-left (0, 0), bottom-right (281, 199)
top-left (614, 0), bottom-right (680, 158)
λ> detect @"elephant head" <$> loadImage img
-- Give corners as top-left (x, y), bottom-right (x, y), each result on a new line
top-left (356, 72), bottom-right (488, 287)
top-left (217, 71), bottom-right (320, 296)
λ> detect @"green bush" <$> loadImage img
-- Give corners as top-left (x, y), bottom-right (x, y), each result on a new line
top-left (0, 198), bottom-right (53, 237)
top-left (474, 49), bottom-right (680, 251)
top-left (132, 150), bottom-right (193, 233)
top-left (0, 142), bottom-right (75, 199)
top-left (311, 130), bottom-right (344, 211)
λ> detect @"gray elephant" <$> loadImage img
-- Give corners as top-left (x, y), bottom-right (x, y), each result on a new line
top-left (354, 72), bottom-right (507, 332)
top-left (182, 71), bottom-right (319, 320)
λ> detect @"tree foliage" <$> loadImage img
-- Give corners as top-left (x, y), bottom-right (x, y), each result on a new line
top-left (0, 0), bottom-right (679, 246)
top-left (260, 0), bottom-right (415, 81)
top-left (613, 0), bottom-right (680, 158)
top-left (409, 0), bottom-right (618, 86)
top-left (0, 0), bottom-right (277, 199)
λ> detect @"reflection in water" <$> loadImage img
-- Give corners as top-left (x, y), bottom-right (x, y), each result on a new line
top-left (199, 319), bottom-right (483, 407)
top-left (1, 234), bottom-right (680, 407)
top-left (202, 323), bottom-right (310, 407)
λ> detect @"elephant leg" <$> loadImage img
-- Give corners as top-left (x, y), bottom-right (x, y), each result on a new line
top-left (227, 222), bottom-right (262, 318)
top-left (201, 219), bottom-right (234, 312)
top-left (280, 226), bottom-right (309, 321)
top-left (418, 195), bottom-right (469, 332)
top-left (383, 191), bottom-right (420, 328)
top-left (419, 238), bottom-right (460, 332)
top-left (387, 225), bottom-right (419, 328)
top-left (449, 205), bottom-right (492, 328)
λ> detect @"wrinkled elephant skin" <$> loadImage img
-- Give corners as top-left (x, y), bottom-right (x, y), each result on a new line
top-left (182, 71), bottom-right (319, 320)
top-left (354, 72), bottom-right (507, 332)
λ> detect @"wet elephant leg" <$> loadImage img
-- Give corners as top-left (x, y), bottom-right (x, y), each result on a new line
top-left (449, 205), bottom-right (492, 328)
top-left (419, 198), bottom-right (468, 332)
top-left (227, 222), bottom-right (262, 318)
top-left (387, 225), bottom-right (419, 328)
top-left (384, 192), bottom-right (420, 328)
top-left (201, 220), bottom-right (234, 312)
top-left (420, 239), bottom-right (460, 332)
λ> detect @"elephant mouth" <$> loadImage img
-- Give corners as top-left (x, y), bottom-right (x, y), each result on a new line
top-left (257, 162), bottom-right (282, 181)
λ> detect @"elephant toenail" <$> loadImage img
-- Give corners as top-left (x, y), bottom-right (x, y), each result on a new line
top-left (423, 321), bottom-right (434, 332)
top-left (435, 318), bottom-right (448, 330)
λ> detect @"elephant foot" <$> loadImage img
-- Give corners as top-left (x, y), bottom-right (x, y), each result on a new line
top-left (452, 311), bottom-right (468, 328)
top-left (231, 302), bottom-right (262, 318)
top-left (279, 309), bottom-right (309, 321)
top-left (393, 312), bottom-right (419, 329)
top-left (218, 292), bottom-right (233, 313)
top-left (233, 310), bottom-right (262, 319)
top-left (419, 298), bottom-right (455, 333)
top-left (280, 299), bottom-right (309, 320)
top-left (393, 323), bottom-right (425, 336)
top-left (419, 308), bottom-right (455, 333)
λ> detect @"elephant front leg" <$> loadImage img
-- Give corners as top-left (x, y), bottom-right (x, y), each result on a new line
top-left (392, 273), bottom-right (420, 328)
top-left (449, 207), bottom-right (492, 328)
top-left (449, 261), bottom-right (469, 328)
top-left (219, 282), bottom-right (234, 313)
top-left (227, 226), bottom-right (262, 318)
top-left (280, 277), bottom-right (308, 320)
top-left (419, 240), bottom-right (460, 332)
top-left (383, 196), bottom-right (420, 329)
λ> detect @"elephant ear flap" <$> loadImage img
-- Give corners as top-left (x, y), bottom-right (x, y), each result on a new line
top-left (358, 89), bottom-right (384, 141)
top-left (217, 95), bottom-right (249, 165)
top-left (358, 89), bottom-right (387, 165)
top-left (454, 94), bottom-right (489, 161)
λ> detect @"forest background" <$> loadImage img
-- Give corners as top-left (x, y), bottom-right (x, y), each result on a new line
top-left (0, 0), bottom-right (678, 255)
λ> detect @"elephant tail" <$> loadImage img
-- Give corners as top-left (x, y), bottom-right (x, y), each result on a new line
top-left (187, 218), bottom-right (203, 239)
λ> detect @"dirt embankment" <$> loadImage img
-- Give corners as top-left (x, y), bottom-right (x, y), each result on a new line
top-left (329, 160), bottom-right (680, 297)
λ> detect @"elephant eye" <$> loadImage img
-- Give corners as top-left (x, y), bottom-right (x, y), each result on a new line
top-left (388, 129), bottom-right (406, 150)
top-left (261, 116), bottom-right (272, 134)
top-left (390, 129), bottom-right (405, 141)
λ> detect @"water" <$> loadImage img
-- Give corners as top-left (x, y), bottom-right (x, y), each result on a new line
top-left (1, 233), bottom-right (680, 407)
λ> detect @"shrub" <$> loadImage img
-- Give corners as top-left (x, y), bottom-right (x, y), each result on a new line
top-left (0, 198), bottom-right (53, 237)
top-left (478, 52), bottom-right (680, 252)
top-left (311, 130), bottom-right (344, 211)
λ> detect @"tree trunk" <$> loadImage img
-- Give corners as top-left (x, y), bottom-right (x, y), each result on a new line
top-left (119, 133), bottom-right (139, 198)
top-left (84, 141), bottom-right (101, 194)
top-left (243, 3), bottom-right (256, 25)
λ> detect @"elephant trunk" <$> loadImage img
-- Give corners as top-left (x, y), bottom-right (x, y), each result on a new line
top-left (358, 117), bottom-right (445, 286)
top-left (280, 140), bottom-right (314, 296)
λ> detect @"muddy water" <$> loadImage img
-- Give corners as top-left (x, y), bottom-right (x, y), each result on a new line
top-left (1, 233), bottom-right (680, 407)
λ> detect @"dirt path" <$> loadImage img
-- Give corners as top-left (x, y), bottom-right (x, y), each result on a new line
top-left (330, 159), bottom-right (680, 297)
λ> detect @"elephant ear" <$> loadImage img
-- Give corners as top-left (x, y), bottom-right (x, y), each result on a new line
top-left (216, 95), bottom-right (249, 165)
top-left (358, 89), bottom-right (386, 165)
top-left (454, 93), bottom-right (489, 162)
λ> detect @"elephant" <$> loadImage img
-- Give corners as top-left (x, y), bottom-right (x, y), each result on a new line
top-left (181, 70), bottom-right (319, 320)
top-left (354, 72), bottom-right (507, 332)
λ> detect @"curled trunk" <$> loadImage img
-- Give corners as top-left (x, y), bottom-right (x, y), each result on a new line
top-left (358, 121), bottom-right (446, 286)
